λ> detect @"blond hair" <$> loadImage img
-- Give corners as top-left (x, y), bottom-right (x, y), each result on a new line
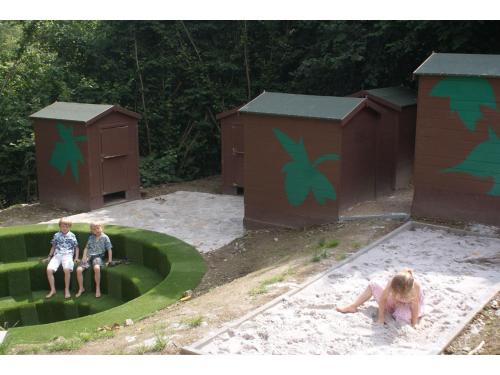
top-left (390, 269), bottom-right (414, 296)
top-left (90, 222), bottom-right (103, 230)
top-left (58, 217), bottom-right (72, 227)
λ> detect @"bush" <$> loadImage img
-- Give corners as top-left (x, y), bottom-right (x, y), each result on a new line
top-left (139, 150), bottom-right (180, 187)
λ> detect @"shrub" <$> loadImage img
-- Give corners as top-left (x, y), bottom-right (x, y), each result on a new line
top-left (312, 249), bottom-right (329, 263)
top-left (139, 150), bottom-right (180, 187)
top-left (182, 316), bottom-right (203, 328)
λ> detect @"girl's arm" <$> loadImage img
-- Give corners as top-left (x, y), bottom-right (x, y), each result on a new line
top-left (377, 281), bottom-right (391, 324)
top-left (74, 246), bottom-right (80, 262)
top-left (410, 283), bottom-right (421, 327)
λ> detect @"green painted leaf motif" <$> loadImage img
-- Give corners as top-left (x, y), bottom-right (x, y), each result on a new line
top-left (442, 127), bottom-right (500, 196)
top-left (310, 169), bottom-right (337, 204)
top-left (282, 163), bottom-right (315, 206)
top-left (49, 123), bottom-right (88, 183)
top-left (430, 77), bottom-right (496, 131)
top-left (274, 127), bottom-right (340, 206)
top-left (272, 128), bottom-right (309, 164)
top-left (313, 154), bottom-right (340, 167)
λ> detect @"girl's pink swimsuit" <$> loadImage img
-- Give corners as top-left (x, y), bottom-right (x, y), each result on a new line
top-left (369, 280), bottom-right (425, 324)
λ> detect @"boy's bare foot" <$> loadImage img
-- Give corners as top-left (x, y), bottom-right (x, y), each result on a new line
top-left (64, 291), bottom-right (71, 299)
top-left (75, 289), bottom-right (85, 298)
top-left (45, 291), bottom-right (56, 299)
top-left (336, 305), bottom-right (358, 313)
top-left (95, 290), bottom-right (101, 298)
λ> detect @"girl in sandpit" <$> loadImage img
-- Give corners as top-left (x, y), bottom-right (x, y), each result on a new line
top-left (336, 269), bottom-right (424, 327)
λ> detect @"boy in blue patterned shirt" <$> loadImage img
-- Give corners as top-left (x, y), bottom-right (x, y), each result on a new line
top-left (45, 218), bottom-right (80, 299)
top-left (75, 223), bottom-right (112, 298)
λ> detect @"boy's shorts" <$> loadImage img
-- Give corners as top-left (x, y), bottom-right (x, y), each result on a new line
top-left (48, 254), bottom-right (74, 272)
top-left (79, 255), bottom-right (105, 270)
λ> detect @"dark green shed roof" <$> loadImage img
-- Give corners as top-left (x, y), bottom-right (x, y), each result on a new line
top-left (30, 102), bottom-right (140, 125)
top-left (239, 92), bottom-right (366, 121)
top-left (364, 86), bottom-right (417, 109)
top-left (414, 52), bottom-right (500, 78)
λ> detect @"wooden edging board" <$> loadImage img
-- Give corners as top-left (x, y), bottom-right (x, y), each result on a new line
top-left (181, 220), bottom-right (499, 355)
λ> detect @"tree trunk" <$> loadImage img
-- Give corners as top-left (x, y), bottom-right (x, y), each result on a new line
top-left (243, 21), bottom-right (251, 100)
top-left (180, 21), bottom-right (201, 62)
top-left (179, 21), bottom-right (219, 133)
top-left (133, 34), bottom-right (152, 155)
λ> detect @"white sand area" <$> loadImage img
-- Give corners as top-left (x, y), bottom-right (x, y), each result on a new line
top-left (43, 191), bottom-right (244, 253)
top-left (197, 224), bottom-right (500, 354)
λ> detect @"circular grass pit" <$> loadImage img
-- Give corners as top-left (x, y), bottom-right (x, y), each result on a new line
top-left (0, 223), bottom-right (206, 348)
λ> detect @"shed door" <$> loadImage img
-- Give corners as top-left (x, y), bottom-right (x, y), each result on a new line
top-left (232, 122), bottom-right (244, 187)
top-left (101, 126), bottom-right (129, 194)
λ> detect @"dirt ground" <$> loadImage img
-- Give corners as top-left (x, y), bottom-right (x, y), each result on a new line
top-left (0, 176), bottom-right (498, 355)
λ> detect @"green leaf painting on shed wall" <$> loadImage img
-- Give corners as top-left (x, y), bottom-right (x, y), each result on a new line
top-left (273, 128), bottom-right (340, 206)
top-left (430, 77), bottom-right (496, 131)
top-left (50, 124), bottom-right (87, 183)
top-left (431, 77), bottom-right (500, 196)
top-left (443, 127), bottom-right (500, 196)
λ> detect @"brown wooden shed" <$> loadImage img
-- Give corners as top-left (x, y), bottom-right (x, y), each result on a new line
top-left (351, 86), bottom-right (417, 190)
top-left (217, 106), bottom-right (244, 195)
top-left (30, 101), bottom-right (142, 211)
top-left (239, 91), bottom-right (390, 229)
top-left (412, 52), bottom-right (500, 226)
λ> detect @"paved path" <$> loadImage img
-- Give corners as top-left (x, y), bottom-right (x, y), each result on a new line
top-left (43, 191), bottom-right (244, 253)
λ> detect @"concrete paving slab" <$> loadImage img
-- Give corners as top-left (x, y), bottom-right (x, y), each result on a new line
top-left (43, 191), bottom-right (244, 253)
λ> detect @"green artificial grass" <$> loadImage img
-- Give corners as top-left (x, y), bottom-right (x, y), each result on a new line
top-left (0, 223), bottom-right (206, 350)
top-left (0, 291), bottom-right (123, 327)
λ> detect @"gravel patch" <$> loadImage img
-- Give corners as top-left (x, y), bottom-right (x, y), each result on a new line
top-left (42, 191), bottom-right (244, 253)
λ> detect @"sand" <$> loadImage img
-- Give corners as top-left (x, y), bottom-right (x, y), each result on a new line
top-left (199, 225), bottom-right (500, 354)
top-left (43, 191), bottom-right (244, 253)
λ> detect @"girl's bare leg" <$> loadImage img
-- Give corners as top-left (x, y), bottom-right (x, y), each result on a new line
top-left (336, 286), bottom-right (373, 313)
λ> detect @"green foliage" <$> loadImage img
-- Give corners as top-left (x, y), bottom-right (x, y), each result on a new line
top-left (312, 239), bottom-right (339, 262)
top-left (31, 329), bottom-right (116, 353)
top-left (45, 337), bottom-right (84, 352)
top-left (150, 334), bottom-right (167, 352)
top-left (249, 269), bottom-right (293, 295)
top-left (334, 251), bottom-right (348, 261)
top-left (311, 249), bottom-right (329, 263)
top-left (182, 315), bottom-right (203, 328)
top-left (139, 150), bottom-right (179, 187)
top-left (2, 21), bottom-right (500, 207)
top-left (0, 342), bottom-right (8, 355)
top-left (249, 284), bottom-right (268, 295)
top-left (352, 242), bottom-right (362, 250)
top-left (317, 239), bottom-right (339, 249)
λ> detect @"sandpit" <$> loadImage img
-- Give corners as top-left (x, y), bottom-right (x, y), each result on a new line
top-left (185, 222), bottom-right (500, 354)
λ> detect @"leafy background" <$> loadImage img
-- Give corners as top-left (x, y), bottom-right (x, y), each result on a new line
top-left (1, 20), bottom-right (500, 208)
